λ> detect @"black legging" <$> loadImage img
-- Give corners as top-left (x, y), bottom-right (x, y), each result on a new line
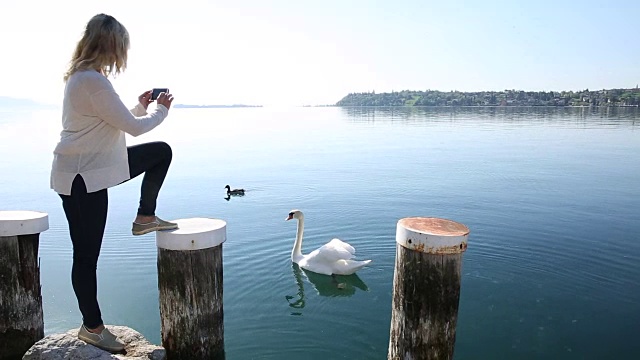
top-left (59, 141), bottom-right (172, 328)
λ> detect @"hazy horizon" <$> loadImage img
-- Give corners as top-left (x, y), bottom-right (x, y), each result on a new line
top-left (2, 85), bottom-right (638, 108)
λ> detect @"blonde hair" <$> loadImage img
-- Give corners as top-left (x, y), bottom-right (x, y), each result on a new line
top-left (63, 14), bottom-right (130, 82)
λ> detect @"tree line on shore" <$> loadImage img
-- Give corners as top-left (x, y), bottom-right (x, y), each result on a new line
top-left (335, 87), bottom-right (640, 107)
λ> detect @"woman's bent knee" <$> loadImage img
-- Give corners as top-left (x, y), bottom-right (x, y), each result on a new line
top-left (155, 141), bottom-right (172, 161)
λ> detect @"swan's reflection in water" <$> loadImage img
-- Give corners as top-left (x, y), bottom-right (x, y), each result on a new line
top-left (286, 263), bottom-right (369, 313)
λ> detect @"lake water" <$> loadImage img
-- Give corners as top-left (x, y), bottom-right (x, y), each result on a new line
top-left (1, 106), bottom-right (639, 359)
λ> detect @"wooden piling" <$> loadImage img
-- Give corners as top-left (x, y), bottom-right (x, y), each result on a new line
top-left (156, 218), bottom-right (226, 360)
top-left (0, 211), bottom-right (48, 360)
top-left (388, 217), bottom-right (469, 360)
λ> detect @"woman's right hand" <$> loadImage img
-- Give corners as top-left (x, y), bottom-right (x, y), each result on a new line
top-left (156, 92), bottom-right (174, 110)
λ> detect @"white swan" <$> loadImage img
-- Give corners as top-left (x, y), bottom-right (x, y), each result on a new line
top-left (285, 209), bottom-right (372, 276)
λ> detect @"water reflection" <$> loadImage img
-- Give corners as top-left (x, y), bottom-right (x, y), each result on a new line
top-left (223, 193), bottom-right (245, 201)
top-left (285, 264), bottom-right (369, 311)
top-left (340, 106), bottom-right (639, 127)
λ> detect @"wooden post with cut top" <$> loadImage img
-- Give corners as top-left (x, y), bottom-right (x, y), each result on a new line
top-left (388, 217), bottom-right (470, 360)
top-left (0, 210), bottom-right (48, 360)
top-left (156, 217), bottom-right (226, 360)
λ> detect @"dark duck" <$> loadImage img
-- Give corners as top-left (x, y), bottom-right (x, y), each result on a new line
top-left (225, 185), bottom-right (245, 196)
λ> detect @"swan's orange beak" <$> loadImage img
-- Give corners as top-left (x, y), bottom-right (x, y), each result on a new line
top-left (285, 214), bottom-right (293, 221)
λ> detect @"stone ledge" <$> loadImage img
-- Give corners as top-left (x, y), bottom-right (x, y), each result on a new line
top-left (23, 326), bottom-right (165, 360)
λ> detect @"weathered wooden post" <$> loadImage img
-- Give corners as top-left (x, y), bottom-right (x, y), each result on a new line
top-left (156, 217), bottom-right (226, 360)
top-left (388, 217), bottom-right (470, 360)
top-left (0, 210), bottom-right (48, 360)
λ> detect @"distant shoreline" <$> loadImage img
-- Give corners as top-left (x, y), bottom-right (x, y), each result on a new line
top-left (332, 104), bottom-right (640, 108)
top-left (336, 88), bottom-right (640, 107)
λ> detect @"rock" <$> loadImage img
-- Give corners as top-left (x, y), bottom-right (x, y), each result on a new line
top-left (22, 325), bottom-right (165, 360)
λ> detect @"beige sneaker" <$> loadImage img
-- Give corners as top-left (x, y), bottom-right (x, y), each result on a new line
top-left (132, 216), bottom-right (178, 235)
top-left (77, 324), bottom-right (125, 353)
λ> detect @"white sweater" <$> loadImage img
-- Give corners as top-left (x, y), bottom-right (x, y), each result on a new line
top-left (50, 70), bottom-right (169, 195)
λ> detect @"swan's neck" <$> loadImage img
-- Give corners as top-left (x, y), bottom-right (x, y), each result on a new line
top-left (292, 216), bottom-right (304, 262)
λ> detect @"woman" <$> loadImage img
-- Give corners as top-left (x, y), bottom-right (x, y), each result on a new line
top-left (51, 13), bottom-right (176, 353)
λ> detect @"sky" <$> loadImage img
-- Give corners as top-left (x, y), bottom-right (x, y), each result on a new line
top-left (1, 0), bottom-right (638, 107)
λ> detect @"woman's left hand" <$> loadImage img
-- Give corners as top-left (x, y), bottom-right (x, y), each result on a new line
top-left (138, 90), bottom-right (153, 110)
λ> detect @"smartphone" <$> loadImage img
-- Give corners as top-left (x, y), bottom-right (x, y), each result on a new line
top-left (151, 88), bottom-right (169, 100)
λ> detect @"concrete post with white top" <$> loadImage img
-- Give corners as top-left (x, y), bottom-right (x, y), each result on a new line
top-left (0, 210), bottom-right (49, 360)
top-left (388, 217), bottom-right (470, 360)
top-left (156, 218), bottom-right (226, 360)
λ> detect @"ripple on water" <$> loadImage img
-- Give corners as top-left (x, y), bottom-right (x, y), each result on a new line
top-left (467, 216), bottom-right (639, 306)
